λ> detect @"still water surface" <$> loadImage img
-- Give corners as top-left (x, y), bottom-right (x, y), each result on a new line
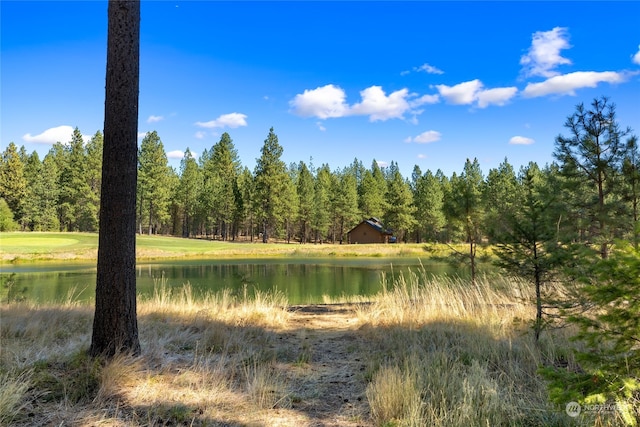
top-left (1, 258), bottom-right (456, 304)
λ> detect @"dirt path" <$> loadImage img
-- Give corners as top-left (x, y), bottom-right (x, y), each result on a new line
top-left (279, 304), bottom-right (372, 427)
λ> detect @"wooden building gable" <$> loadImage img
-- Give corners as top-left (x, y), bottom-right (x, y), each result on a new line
top-left (347, 217), bottom-right (393, 244)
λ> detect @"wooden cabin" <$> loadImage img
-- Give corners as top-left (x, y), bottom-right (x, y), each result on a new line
top-left (347, 217), bottom-right (393, 244)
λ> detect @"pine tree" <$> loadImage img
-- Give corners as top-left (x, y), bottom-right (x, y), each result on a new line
top-left (384, 162), bottom-right (416, 242)
top-left (201, 132), bottom-right (241, 240)
top-left (254, 127), bottom-right (288, 243)
top-left (554, 96), bottom-right (632, 258)
top-left (138, 131), bottom-right (172, 234)
top-left (446, 158), bottom-right (485, 285)
top-left (412, 168), bottom-right (445, 243)
top-left (312, 164), bottom-right (332, 243)
top-left (484, 158), bottom-right (519, 242)
top-left (621, 136), bottom-right (640, 247)
top-left (0, 198), bottom-right (18, 231)
top-left (0, 142), bottom-right (28, 226)
top-left (331, 168), bottom-right (360, 244)
top-left (90, 0), bottom-right (141, 357)
top-left (296, 161), bottom-right (315, 243)
top-left (541, 243), bottom-right (640, 424)
top-left (236, 166), bottom-right (255, 240)
top-left (176, 149), bottom-right (201, 237)
top-left (83, 131), bottom-right (103, 230)
top-left (40, 153), bottom-right (62, 230)
top-left (86, 131), bottom-right (103, 203)
top-left (358, 163), bottom-right (388, 221)
top-left (493, 162), bottom-right (559, 340)
top-left (58, 128), bottom-right (98, 231)
top-left (282, 165), bottom-right (299, 242)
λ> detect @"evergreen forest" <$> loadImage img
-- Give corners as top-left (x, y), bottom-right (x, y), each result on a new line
top-left (2, 97), bottom-right (638, 252)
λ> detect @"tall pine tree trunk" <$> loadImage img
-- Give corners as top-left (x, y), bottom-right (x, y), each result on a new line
top-left (262, 219), bottom-right (268, 243)
top-left (148, 200), bottom-right (154, 235)
top-left (90, 0), bottom-right (141, 357)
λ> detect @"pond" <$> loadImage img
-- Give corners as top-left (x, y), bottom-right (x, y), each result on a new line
top-left (0, 258), bottom-right (462, 305)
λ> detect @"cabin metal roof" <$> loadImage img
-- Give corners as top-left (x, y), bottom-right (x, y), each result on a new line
top-left (350, 217), bottom-right (393, 235)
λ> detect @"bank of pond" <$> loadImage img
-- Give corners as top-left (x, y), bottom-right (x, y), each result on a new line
top-left (1, 258), bottom-right (484, 305)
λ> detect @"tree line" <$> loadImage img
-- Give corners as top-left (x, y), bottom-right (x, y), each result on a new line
top-left (1, 97), bottom-right (638, 252)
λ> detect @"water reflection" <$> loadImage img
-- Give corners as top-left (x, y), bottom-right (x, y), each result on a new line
top-left (2, 258), bottom-right (454, 304)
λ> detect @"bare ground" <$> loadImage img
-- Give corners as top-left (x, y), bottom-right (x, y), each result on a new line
top-left (278, 304), bottom-right (372, 427)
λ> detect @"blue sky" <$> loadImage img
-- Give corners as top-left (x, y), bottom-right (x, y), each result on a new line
top-left (2, 1), bottom-right (640, 178)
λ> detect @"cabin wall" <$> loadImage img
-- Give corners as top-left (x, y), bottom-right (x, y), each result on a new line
top-left (348, 223), bottom-right (386, 244)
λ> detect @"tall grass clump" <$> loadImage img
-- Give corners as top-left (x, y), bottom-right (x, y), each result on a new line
top-left (366, 267), bottom-right (529, 329)
top-left (366, 362), bottom-right (423, 425)
top-left (143, 278), bottom-right (289, 327)
top-left (0, 370), bottom-right (31, 425)
top-left (244, 358), bottom-right (292, 410)
top-left (361, 268), bottom-right (573, 427)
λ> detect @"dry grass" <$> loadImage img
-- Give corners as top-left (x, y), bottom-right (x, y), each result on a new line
top-left (1, 269), bottom-right (620, 426)
top-left (0, 370), bottom-right (32, 425)
top-left (0, 282), bottom-right (295, 426)
top-left (351, 269), bottom-right (620, 427)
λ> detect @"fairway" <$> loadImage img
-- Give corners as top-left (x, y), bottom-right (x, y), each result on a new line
top-left (1, 237), bottom-right (79, 249)
top-left (0, 233), bottom-right (98, 255)
top-left (0, 232), bottom-right (225, 261)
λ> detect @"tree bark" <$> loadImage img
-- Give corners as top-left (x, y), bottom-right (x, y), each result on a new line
top-left (89, 0), bottom-right (141, 357)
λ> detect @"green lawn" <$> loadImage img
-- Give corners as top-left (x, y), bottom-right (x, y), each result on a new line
top-left (0, 231), bottom-right (469, 264)
top-left (0, 233), bottom-right (98, 254)
top-left (0, 232), bottom-right (235, 262)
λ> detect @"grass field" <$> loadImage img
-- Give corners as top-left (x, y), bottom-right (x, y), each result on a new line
top-left (0, 232), bottom-right (472, 264)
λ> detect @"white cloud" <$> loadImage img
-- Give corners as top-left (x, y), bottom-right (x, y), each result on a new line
top-left (522, 71), bottom-right (628, 97)
top-left (194, 131), bottom-right (207, 139)
top-left (509, 136), bottom-right (535, 145)
top-left (435, 80), bottom-right (517, 108)
top-left (417, 154), bottom-right (427, 159)
top-left (410, 94), bottom-right (440, 107)
top-left (23, 125), bottom-right (72, 144)
top-left (290, 84), bottom-right (429, 122)
top-left (195, 112), bottom-right (248, 129)
top-left (476, 87), bottom-right (518, 108)
top-left (350, 86), bottom-right (411, 121)
top-left (167, 150), bottom-right (184, 159)
top-left (376, 160), bottom-right (389, 168)
top-left (289, 84), bottom-right (349, 119)
top-left (315, 122), bottom-right (326, 131)
top-left (520, 27), bottom-right (572, 78)
top-left (167, 149), bottom-right (198, 160)
top-left (415, 63), bottom-right (444, 75)
top-left (633, 45), bottom-right (640, 65)
top-left (147, 115), bottom-right (164, 123)
top-left (22, 125), bottom-right (92, 145)
top-left (435, 80), bottom-right (483, 105)
top-left (408, 130), bottom-right (442, 144)
top-left (402, 63), bottom-right (444, 76)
